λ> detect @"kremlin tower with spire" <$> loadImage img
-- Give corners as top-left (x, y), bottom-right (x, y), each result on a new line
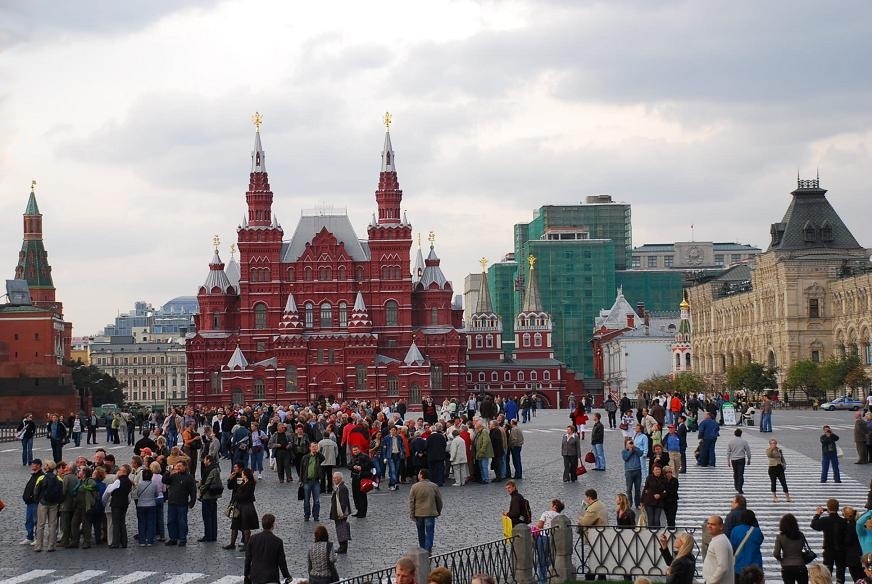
top-left (186, 114), bottom-right (465, 407)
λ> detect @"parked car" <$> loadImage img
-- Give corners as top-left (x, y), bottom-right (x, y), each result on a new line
top-left (820, 396), bottom-right (864, 411)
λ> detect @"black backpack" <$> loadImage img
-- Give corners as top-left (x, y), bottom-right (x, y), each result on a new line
top-left (42, 474), bottom-right (64, 504)
top-left (519, 496), bottom-right (533, 524)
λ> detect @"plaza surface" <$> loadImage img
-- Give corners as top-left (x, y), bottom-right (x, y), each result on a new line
top-left (0, 407), bottom-right (867, 583)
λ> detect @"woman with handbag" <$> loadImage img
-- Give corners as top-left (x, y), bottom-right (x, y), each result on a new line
top-left (767, 439), bottom-right (792, 502)
top-left (223, 466), bottom-right (259, 551)
top-left (773, 513), bottom-right (809, 584)
top-left (307, 525), bottom-right (339, 584)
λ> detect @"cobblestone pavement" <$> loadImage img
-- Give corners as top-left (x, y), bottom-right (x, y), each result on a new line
top-left (0, 408), bottom-right (866, 582)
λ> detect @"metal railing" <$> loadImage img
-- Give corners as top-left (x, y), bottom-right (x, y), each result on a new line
top-left (431, 536), bottom-right (517, 584)
top-left (572, 524), bottom-right (702, 579)
top-left (531, 526), bottom-right (560, 584)
top-left (336, 564), bottom-right (397, 584)
top-left (0, 424), bottom-right (45, 443)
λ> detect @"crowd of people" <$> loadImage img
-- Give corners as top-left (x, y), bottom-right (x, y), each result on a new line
top-left (7, 389), bottom-right (872, 584)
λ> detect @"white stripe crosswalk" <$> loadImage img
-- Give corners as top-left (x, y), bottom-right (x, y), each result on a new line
top-left (0, 570), bottom-right (55, 584)
top-left (102, 572), bottom-right (158, 584)
top-left (674, 432), bottom-right (865, 582)
top-left (50, 571), bottom-right (108, 584)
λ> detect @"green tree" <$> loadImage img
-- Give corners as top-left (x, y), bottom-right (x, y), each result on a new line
top-left (637, 374), bottom-right (674, 397)
top-left (844, 364), bottom-right (871, 395)
top-left (783, 359), bottom-right (820, 399)
top-left (71, 359), bottom-right (126, 407)
top-left (818, 355), bottom-right (862, 398)
top-left (673, 371), bottom-right (706, 395)
top-left (726, 362), bottom-right (778, 395)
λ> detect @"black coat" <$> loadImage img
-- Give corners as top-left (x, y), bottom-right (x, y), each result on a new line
top-left (426, 432), bottom-right (447, 462)
top-left (245, 530), bottom-right (290, 584)
top-left (659, 548), bottom-right (695, 584)
top-left (490, 428), bottom-right (505, 458)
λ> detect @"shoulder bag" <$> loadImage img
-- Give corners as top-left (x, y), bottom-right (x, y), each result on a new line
top-left (734, 526), bottom-right (755, 557)
top-left (225, 502), bottom-right (240, 518)
top-left (800, 534), bottom-right (817, 564)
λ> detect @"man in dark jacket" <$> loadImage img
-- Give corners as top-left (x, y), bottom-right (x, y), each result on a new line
top-left (46, 414), bottom-right (67, 464)
top-left (329, 472), bottom-right (352, 553)
top-left (299, 442), bottom-right (324, 521)
top-left (426, 425), bottom-right (448, 487)
top-left (245, 513), bottom-right (291, 584)
top-left (854, 411), bottom-right (869, 464)
top-left (489, 421), bottom-right (505, 481)
top-left (20, 458), bottom-right (43, 544)
top-left (811, 498), bottom-right (848, 584)
top-left (17, 413), bottom-right (37, 466)
top-left (162, 461), bottom-right (197, 546)
top-left (349, 445), bottom-right (373, 518)
top-left (591, 413), bottom-right (606, 471)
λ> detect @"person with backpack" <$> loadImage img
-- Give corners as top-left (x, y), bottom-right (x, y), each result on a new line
top-left (69, 466), bottom-right (99, 548)
top-left (33, 460), bottom-right (64, 552)
top-left (504, 480), bottom-right (532, 527)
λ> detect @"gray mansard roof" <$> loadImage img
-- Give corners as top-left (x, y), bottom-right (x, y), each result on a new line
top-left (282, 213), bottom-right (370, 262)
top-left (768, 181), bottom-right (863, 253)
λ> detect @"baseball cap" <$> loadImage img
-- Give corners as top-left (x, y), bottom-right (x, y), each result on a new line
top-left (863, 552), bottom-right (872, 569)
top-left (31, 458), bottom-right (42, 466)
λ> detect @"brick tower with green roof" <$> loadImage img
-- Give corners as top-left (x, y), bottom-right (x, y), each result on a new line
top-left (14, 181), bottom-right (61, 315)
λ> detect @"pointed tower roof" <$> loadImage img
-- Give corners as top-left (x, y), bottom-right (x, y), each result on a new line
top-left (521, 255), bottom-right (543, 313)
top-left (25, 190), bottom-right (40, 215)
top-left (225, 244), bottom-right (240, 292)
top-left (420, 234), bottom-right (449, 289)
top-left (373, 112), bottom-right (403, 225)
top-left (226, 345), bottom-right (249, 369)
top-left (15, 181), bottom-right (56, 304)
top-left (251, 116), bottom-right (266, 173)
top-left (349, 291), bottom-right (372, 331)
top-left (595, 286), bottom-right (640, 331)
top-left (284, 292), bottom-right (298, 314)
top-left (403, 341), bottom-right (426, 366)
top-left (202, 247), bottom-right (234, 294)
top-left (412, 235), bottom-right (425, 284)
top-left (678, 293), bottom-right (691, 337)
top-left (353, 291), bottom-right (367, 312)
top-left (245, 112), bottom-right (275, 228)
top-left (279, 292), bottom-right (303, 331)
top-left (381, 129), bottom-right (395, 172)
top-left (474, 260), bottom-right (494, 314)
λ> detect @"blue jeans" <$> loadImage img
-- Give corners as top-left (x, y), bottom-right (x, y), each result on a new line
top-left (822, 452), bottom-right (841, 482)
top-left (510, 446), bottom-right (523, 478)
top-left (25, 502), bottom-right (38, 540)
top-left (201, 499), bottom-right (218, 541)
top-left (73, 432), bottom-right (82, 447)
top-left (387, 455), bottom-right (400, 486)
top-left (415, 516), bottom-right (436, 551)
top-left (21, 437), bottom-right (33, 466)
top-left (373, 456), bottom-right (385, 480)
top-left (303, 480), bottom-right (321, 520)
top-left (250, 448), bottom-right (264, 473)
top-left (137, 506), bottom-right (156, 544)
top-left (761, 412), bottom-right (772, 432)
top-left (625, 469), bottom-right (642, 507)
top-left (166, 504), bottom-right (189, 543)
top-left (234, 448), bottom-right (249, 468)
top-left (592, 443), bottom-right (605, 470)
top-left (478, 458), bottom-right (491, 483)
top-left (535, 534), bottom-right (551, 584)
top-left (699, 438), bottom-right (716, 466)
top-left (155, 498), bottom-right (165, 539)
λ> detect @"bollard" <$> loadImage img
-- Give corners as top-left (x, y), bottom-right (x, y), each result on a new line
top-left (407, 546), bottom-right (431, 584)
top-left (551, 515), bottom-right (576, 582)
top-left (512, 524), bottom-right (535, 584)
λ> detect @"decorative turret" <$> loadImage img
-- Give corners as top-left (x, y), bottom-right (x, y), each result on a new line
top-left (279, 292), bottom-right (303, 331)
top-left (403, 340), bottom-right (426, 366)
top-left (418, 231), bottom-right (449, 290)
top-left (200, 237), bottom-right (234, 295)
top-left (514, 255), bottom-right (553, 359)
top-left (245, 112), bottom-right (275, 228)
top-left (349, 291), bottom-right (372, 331)
top-left (467, 258), bottom-right (503, 359)
top-left (225, 243), bottom-right (241, 293)
top-left (672, 292), bottom-right (692, 376)
top-left (412, 233), bottom-right (425, 284)
top-left (375, 112), bottom-right (403, 225)
top-left (15, 180), bottom-right (59, 312)
top-left (225, 345), bottom-right (249, 370)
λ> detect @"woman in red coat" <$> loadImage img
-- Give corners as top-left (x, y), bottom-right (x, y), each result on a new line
top-left (572, 407), bottom-right (589, 440)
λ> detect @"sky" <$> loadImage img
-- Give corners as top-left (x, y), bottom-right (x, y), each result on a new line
top-left (2, 0), bottom-right (871, 336)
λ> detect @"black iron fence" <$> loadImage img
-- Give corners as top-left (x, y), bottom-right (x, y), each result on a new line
top-left (335, 564), bottom-right (397, 584)
top-left (0, 423), bottom-right (45, 443)
top-left (572, 524), bottom-right (702, 579)
top-left (431, 535), bottom-right (517, 584)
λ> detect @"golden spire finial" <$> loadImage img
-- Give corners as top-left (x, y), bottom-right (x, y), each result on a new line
top-left (212, 234), bottom-right (221, 251)
top-left (383, 111), bottom-right (392, 131)
top-left (480, 257), bottom-right (488, 271)
top-left (230, 243), bottom-right (237, 258)
top-left (428, 230), bottom-right (436, 246)
top-left (31, 179), bottom-right (36, 193)
top-left (528, 254), bottom-right (536, 270)
top-left (252, 111), bottom-right (263, 132)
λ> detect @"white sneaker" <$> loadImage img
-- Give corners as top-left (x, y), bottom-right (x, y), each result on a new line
top-left (258, 474), bottom-right (263, 480)
top-left (19, 539), bottom-right (32, 545)
top-left (30, 540), bottom-right (37, 546)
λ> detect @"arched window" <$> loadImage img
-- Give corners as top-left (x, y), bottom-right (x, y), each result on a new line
top-left (319, 266), bottom-right (332, 281)
top-left (530, 371), bottom-right (537, 381)
top-left (287, 267), bottom-right (295, 281)
top-left (339, 302), bottom-right (348, 327)
top-left (304, 267), bottom-right (313, 281)
top-left (356, 266), bottom-right (364, 281)
top-left (254, 379), bottom-right (265, 401)
top-left (518, 371), bottom-right (525, 381)
top-left (232, 388), bottom-right (243, 405)
top-left (676, 354), bottom-right (681, 368)
top-left (430, 363), bottom-right (443, 390)
top-left (385, 300), bottom-right (399, 326)
top-left (534, 333), bottom-right (542, 347)
top-left (685, 353), bottom-right (691, 368)
top-left (387, 375), bottom-right (399, 396)
top-left (523, 333), bottom-right (531, 347)
top-left (485, 335), bottom-right (493, 348)
top-left (286, 368), bottom-right (297, 392)
top-left (355, 364), bottom-right (366, 389)
top-left (543, 370), bottom-right (550, 381)
top-left (430, 307), bottom-right (438, 325)
top-left (320, 302), bottom-right (333, 327)
top-left (475, 335), bottom-right (483, 348)
top-left (338, 266), bottom-right (346, 280)
top-left (254, 303), bottom-right (268, 329)
top-left (304, 303), bottom-right (314, 328)
top-left (491, 372), bottom-right (498, 382)
top-left (504, 371), bottom-right (511, 381)
top-left (212, 312), bottom-right (220, 329)
top-left (478, 372), bottom-right (485, 381)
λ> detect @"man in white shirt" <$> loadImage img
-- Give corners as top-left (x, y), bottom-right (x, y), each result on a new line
top-left (703, 515), bottom-right (735, 584)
